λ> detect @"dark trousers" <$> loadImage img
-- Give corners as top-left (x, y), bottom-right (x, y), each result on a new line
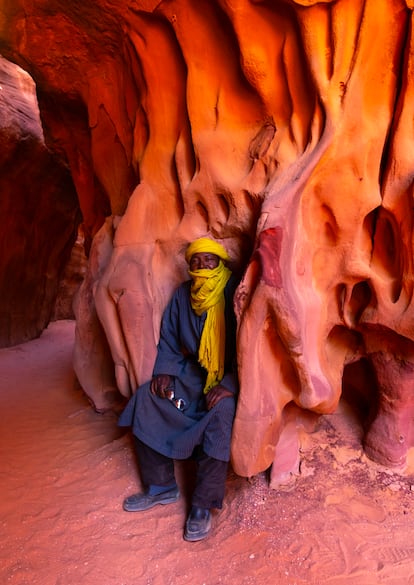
top-left (133, 436), bottom-right (228, 509)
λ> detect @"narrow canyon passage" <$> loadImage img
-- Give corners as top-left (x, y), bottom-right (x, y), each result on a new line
top-left (1, 321), bottom-right (414, 585)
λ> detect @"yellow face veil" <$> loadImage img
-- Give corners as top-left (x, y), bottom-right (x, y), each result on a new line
top-left (186, 238), bottom-right (232, 393)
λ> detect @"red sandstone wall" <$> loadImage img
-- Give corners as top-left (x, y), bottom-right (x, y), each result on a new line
top-left (0, 56), bottom-right (80, 346)
top-left (1, 0), bottom-right (414, 477)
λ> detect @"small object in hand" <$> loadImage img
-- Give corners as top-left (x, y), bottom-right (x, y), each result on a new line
top-left (165, 388), bottom-right (187, 411)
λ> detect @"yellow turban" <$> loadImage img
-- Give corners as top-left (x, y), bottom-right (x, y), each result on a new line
top-left (185, 237), bottom-right (230, 264)
top-left (186, 238), bottom-right (232, 393)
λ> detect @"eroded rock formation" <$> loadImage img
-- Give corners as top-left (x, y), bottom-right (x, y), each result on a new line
top-left (1, 0), bottom-right (414, 478)
top-left (0, 56), bottom-right (80, 347)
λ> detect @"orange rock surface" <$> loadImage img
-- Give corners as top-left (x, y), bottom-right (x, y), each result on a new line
top-left (1, 0), bottom-right (414, 478)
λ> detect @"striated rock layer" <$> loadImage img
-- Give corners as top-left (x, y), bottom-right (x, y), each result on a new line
top-left (1, 0), bottom-right (414, 477)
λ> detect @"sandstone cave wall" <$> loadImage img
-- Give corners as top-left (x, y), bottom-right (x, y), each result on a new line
top-left (1, 0), bottom-right (414, 478)
top-left (0, 56), bottom-right (80, 347)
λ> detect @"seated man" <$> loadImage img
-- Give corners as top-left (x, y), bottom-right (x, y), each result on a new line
top-left (118, 237), bottom-right (238, 542)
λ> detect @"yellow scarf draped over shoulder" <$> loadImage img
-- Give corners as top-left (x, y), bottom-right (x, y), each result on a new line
top-left (186, 238), bottom-right (232, 394)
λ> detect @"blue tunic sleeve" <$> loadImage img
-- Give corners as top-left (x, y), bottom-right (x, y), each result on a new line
top-left (153, 285), bottom-right (189, 378)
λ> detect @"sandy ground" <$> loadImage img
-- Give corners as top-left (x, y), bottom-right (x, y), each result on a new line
top-left (2, 320), bottom-right (414, 585)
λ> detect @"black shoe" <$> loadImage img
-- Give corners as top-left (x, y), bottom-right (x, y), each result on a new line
top-left (184, 506), bottom-right (211, 542)
top-left (123, 486), bottom-right (180, 512)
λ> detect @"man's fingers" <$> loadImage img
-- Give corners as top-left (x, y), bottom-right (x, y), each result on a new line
top-left (150, 374), bottom-right (172, 397)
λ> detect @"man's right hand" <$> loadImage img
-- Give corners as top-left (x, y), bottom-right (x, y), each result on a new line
top-left (150, 374), bottom-right (173, 398)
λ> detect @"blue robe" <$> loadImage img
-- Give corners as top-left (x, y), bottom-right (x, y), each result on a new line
top-left (118, 278), bottom-right (238, 462)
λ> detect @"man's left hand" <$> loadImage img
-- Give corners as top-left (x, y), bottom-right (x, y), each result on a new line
top-left (205, 384), bottom-right (233, 410)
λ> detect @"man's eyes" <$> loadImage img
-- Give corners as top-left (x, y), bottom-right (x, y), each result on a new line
top-left (190, 254), bottom-right (218, 268)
